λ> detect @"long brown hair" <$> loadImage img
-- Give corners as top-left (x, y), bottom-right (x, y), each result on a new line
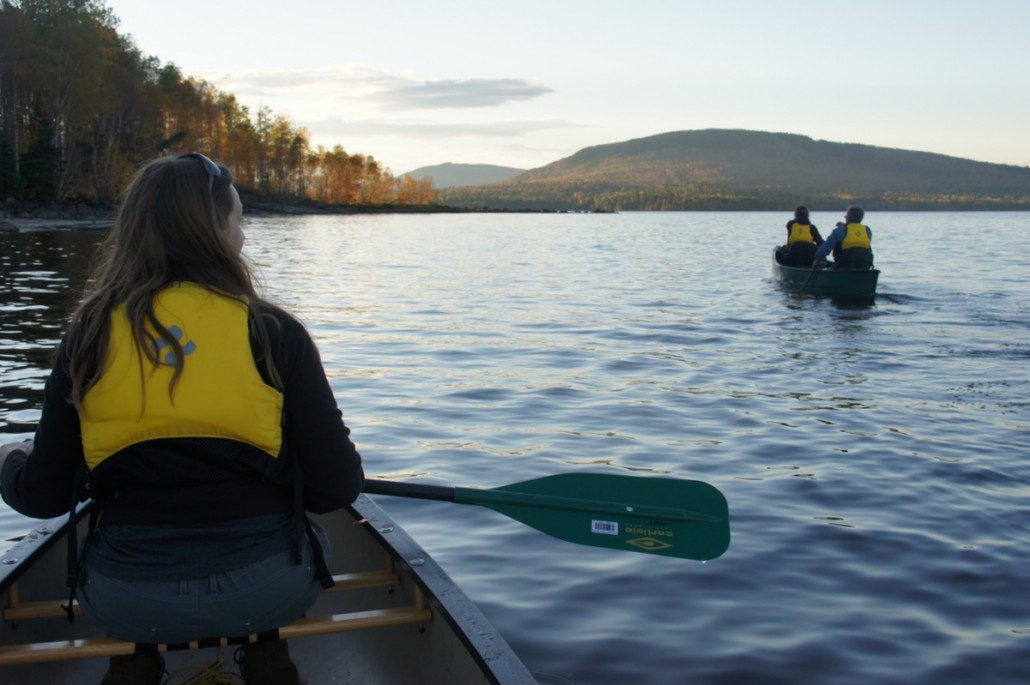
top-left (66, 154), bottom-right (283, 411)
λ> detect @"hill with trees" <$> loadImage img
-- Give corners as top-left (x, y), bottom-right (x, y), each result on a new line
top-left (404, 163), bottom-right (526, 188)
top-left (442, 129), bottom-right (1030, 210)
top-left (0, 0), bottom-right (435, 206)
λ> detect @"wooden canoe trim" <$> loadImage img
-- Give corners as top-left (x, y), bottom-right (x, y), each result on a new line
top-left (0, 636), bottom-right (136, 665)
top-left (0, 606), bottom-right (434, 666)
top-left (322, 569), bottom-right (398, 593)
top-left (3, 569), bottom-right (399, 622)
top-left (278, 606), bottom-right (432, 641)
top-left (3, 599), bottom-right (81, 621)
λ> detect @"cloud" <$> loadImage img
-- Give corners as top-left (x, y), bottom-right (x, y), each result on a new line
top-left (380, 79), bottom-right (553, 109)
top-left (197, 65), bottom-right (553, 110)
top-left (303, 118), bottom-right (583, 140)
top-left (201, 65), bottom-right (405, 96)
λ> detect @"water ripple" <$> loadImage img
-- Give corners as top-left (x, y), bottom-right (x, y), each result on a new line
top-left (2, 213), bottom-right (1029, 683)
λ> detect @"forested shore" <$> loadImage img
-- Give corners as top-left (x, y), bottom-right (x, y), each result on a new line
top-left (0, 0), bottom-right (437, 206)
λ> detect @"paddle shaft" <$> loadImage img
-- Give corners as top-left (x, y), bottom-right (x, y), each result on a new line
top-left (800, 267), bottom-right (817, 292)
top-left (364, 479), bottom-right (455, 502)
top-left (364, 478), bottom-right (720, 523)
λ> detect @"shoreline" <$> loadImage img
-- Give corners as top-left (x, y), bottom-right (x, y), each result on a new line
top-left (1, 200), bottom-right (116, 233)
top-left (0, 218), bottom-right (113, 233)
top-left (2, 201), bottom-right (1024, 234)
top-left (0, 201), bottom-right (599, 234)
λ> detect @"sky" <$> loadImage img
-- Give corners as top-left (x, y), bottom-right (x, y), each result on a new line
top-left (105, 0), bottom-right (1030, 175)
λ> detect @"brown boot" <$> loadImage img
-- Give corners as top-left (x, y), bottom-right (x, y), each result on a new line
top-left (240, 639), bottom-right (299, 685)
top-left (100, 652), bottom-right (165, 685)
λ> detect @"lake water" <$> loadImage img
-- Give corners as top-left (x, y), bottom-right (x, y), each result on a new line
top-left (1, 211), bottom-right (1028, 684)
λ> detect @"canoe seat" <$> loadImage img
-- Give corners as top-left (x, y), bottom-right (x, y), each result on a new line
top-left (3, 569), bottom-right (400, 622)
top-left (0, 566), bottom-right (432, 666)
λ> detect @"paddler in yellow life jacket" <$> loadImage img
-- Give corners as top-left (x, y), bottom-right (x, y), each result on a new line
top-left (776, 205), bottom-right (824, 267)
top-left (0, 152), bottom-right (364, 685)
top-left (813, 205), bottom-right (874, 270)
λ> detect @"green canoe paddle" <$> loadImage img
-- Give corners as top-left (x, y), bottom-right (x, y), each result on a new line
top-left (1, 437), bottom-right (728, 561)
top-left (364, 473), bottom-right (730, 561)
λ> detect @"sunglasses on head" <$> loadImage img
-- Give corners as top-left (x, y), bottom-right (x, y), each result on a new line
top-left (178, 152), bottom-right (222, 190)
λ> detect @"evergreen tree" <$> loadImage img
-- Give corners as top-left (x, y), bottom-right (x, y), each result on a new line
top-left (19, 108), bottom-right (59, 200)
top-left (0, 135), bottom-right (17, 198)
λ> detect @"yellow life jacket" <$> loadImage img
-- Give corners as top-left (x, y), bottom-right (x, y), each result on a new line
top-left (80, 282), bottom-right (284, 470)
top-left (841, 223), bottom-right (871, 250)
top-left (787, 223), bottom-right (815, 245)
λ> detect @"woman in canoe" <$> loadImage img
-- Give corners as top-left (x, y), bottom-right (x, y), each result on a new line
top-left (0, 153), bottom-right (365, 684)
top-left (777, 205), bottom-right (824, 267)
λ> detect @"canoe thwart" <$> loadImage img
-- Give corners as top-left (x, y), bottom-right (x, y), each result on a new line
top-left (0, 606), bottom-right (433, 666)
top-left (3, 599), bottom-right (81, 621)
top-left (3, 569), bottom-right (400, 622)
top-left (0, 567), bottom-right (428, 666)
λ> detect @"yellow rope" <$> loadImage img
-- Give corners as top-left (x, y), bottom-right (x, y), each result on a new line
top-left (162, 656), bottom-right (244, 685)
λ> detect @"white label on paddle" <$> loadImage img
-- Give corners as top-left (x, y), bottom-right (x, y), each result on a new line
top-left (591, 520), bottom-right (619, 536)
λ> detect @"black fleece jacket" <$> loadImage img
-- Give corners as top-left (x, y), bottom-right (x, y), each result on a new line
top-left (1, 305), bottom-right (364, 525)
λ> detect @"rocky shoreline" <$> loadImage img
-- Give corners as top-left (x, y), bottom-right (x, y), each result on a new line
top-left (1, 200), bottom-right (116, 233)
top-left (0, 217), bottom-right (113, 233)
top-left (0, 199), bottom-right (578, 234)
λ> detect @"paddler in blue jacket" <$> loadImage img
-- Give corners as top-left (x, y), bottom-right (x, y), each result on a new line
top-left (0, 153), bottom-right (365, 685)
top-left (813, 205), bottom-right (874, 270)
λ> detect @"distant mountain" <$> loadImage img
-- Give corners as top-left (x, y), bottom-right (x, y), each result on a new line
top-left (441, 129), bottom-right (1030, 210)
top-left (403, 163), bottom-right (526, 189)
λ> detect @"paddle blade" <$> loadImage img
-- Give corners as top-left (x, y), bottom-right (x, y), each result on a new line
top-left (454, 473), bottom-right (729, 561)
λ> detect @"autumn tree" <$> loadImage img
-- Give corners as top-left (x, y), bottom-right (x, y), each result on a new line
top-left (0, 0), bottom-right (436, 206)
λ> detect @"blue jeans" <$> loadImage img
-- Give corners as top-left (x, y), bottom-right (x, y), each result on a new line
top-left (78, 524), bottom-right (331, 644)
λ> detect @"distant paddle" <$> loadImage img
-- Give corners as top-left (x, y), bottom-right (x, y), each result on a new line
top-left (800, 267), bottom-right (817, 293)
top-left (364, 473), bottom-right (730, 561)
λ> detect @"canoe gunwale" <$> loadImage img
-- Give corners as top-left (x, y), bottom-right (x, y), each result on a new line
top-left (0, 502), bottom-right (89, 598)
top-left (347, 494), bottom-right (536, 684)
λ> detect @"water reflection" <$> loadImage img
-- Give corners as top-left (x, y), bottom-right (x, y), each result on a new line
top-left (2, 214), bottom-right (1029, 685)
top-left (0, 232), bottom-right (102, 436)
top-left (777, 288), bottom-right (876, 310)
top-left (829, 294), bottom-right (876, 308)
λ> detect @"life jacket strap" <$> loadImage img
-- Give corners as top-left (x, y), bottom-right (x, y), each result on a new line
top-left (63, 469), bottom-right (98, 624)
top-left (287, 438), bottom-right (334, 589)
top-left (62, 500), bottom-right (77, 624)
top-left (304, 516), bottom-right (335, 589)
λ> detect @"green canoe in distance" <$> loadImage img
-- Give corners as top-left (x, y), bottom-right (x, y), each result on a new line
top-left (771, 248), bottom-right (879, 298)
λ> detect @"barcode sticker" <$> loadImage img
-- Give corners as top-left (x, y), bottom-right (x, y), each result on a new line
top-left (591, 520), bottom-right (619, 536)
